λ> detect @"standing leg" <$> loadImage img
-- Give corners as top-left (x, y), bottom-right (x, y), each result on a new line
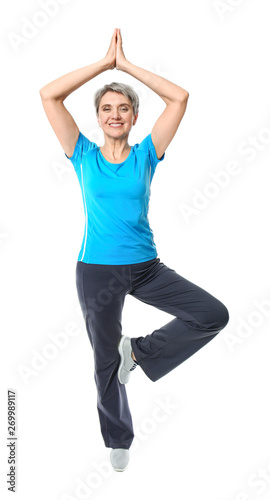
top-left (76, 261), bottom-right (134, 449)
top-left (128, 258), bottom-right (229, 382)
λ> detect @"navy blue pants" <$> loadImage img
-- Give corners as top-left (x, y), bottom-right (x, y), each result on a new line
top-left (76, 257), bottom-right (229, 450)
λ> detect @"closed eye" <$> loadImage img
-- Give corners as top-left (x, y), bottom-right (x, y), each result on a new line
top-left (101, 105), bottom-right (130, 112)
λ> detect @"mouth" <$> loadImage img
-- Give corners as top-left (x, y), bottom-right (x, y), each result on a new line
top-left (108, 123), bottom-right (123, 127)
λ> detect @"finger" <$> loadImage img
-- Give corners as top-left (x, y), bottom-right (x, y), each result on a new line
top-left (117, 29), bottom-right (122, 44)
top-left (110, 29), bottom-right (117, 48)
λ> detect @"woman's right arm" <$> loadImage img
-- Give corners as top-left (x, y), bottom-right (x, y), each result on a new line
top-left (39, 30), bottom-right (117, 158)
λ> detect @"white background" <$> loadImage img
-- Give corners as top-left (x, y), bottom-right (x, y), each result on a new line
top-left (1, 0), bottom-right (270, 499)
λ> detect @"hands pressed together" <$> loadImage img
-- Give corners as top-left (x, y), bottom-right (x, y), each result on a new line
top-left (104, 28), bottom-right (128, 71)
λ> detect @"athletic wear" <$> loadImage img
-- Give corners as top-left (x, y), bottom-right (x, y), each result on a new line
top-left (75, 257), bottom-right (229, 449)
top-left (110, 448), bottom-right (129, 472)
top-left (65, 132), bottom-right (165, 264)
top-left (117, 335), bottom-right (138, 384)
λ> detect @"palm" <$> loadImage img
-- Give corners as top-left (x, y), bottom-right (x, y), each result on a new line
top-left (116, 29), bottom-right (127, 69)
top-left (105, 29), bottom-right (117, 69)
top-left (105, 29), bottom-right (127, 70)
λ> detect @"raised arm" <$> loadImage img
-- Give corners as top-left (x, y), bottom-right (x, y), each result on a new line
top-left (39, 30), bottom-right (117, 158)
top-left (115, 29), bottom-right (189, 159)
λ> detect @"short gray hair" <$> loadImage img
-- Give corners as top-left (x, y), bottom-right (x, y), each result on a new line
top-left (94, 82), bottom-right (139, 116)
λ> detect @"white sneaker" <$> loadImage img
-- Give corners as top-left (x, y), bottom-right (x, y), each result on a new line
top-left (110, 448), bottom-right (129, 472)
top-left (117, 335), bottom-right (138, 384)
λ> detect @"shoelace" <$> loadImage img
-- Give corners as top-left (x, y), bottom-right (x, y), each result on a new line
top-left (130, 360), bottom-right (138, 371)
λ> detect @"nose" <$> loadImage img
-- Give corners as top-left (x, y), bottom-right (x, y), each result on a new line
top-left (111, 107), bottom-right (121, 120)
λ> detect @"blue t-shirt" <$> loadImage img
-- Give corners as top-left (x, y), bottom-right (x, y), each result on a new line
top-left (65, 131), bottom-right (165, 264)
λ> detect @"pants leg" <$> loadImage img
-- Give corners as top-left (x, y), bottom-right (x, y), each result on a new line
top-left (75, 260), bottom-right (133, 450)
top-left (129, 258), bottom-right (229, 382)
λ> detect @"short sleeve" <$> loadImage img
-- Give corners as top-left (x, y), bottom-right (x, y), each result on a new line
top-left (64, 131), bottom-right (96, 170)
top-left (138, 133), bottom-right (165, 181)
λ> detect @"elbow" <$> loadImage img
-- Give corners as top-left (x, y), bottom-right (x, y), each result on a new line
top-left (39, 85), bottom-right (54, 100)
top-left (39, 87), bottom-right (48, 99)
top-left (181, 90), bottom-right (189, 101)
top-left (172, 91), bottom-right (189, 105)
top-left (39, 88), bottom-right (60, 101)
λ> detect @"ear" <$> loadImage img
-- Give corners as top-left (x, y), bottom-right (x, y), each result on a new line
top-left (133, 113), bottom-right (139, 126)
top-left (96, 114), bottom-right (101, 127)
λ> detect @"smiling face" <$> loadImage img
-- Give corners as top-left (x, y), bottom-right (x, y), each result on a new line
top-left (97, 91), bottom-right (138, 140)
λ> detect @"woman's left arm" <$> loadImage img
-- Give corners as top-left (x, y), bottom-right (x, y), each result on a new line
top-left (116, 29), bottom-right (189, 159)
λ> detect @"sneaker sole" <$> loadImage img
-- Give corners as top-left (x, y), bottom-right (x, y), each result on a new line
top-left (112, 464), bottom-right (128, 472)
top-left (117, 336), bottom-right (129, 385)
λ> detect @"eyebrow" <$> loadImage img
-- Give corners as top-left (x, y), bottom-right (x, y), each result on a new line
top-left (101, 103), bottom-right (131, 108)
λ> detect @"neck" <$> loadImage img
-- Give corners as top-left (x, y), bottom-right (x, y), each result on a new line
top-left (101, 135), bottom-right (130, 162)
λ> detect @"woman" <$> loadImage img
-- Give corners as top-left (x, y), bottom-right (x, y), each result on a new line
top-left (40, 28), bottom-right (229, 472)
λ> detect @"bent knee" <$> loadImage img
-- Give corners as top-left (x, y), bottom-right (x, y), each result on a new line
top-left (221, 306), bottom-right (229, 329)
top-left (201, 300), bottom-right (229, 333)
top-left (215, 303), bottom-right (229, 331)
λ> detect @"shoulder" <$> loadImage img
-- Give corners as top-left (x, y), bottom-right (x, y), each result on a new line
top-left (64, 131), bottom-right (98, 169)
top-left (78, 131), bottom-right (98, 154)
top-left (134, 134), bottom-right (154, 153)
top-left (133, 133), bottom-right (165, 164)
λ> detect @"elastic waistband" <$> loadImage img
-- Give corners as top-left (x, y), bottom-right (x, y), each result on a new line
top-left (76, 257), bottom-right (159, 269)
